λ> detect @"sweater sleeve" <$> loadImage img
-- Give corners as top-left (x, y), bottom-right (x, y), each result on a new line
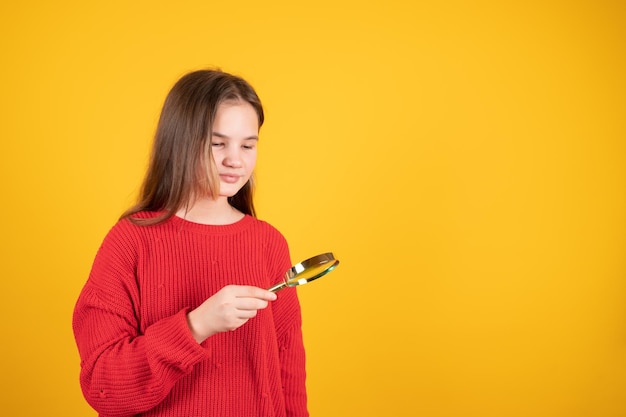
top-left (266, 228), bottom-right (309, 417)
top-left (275, 290), bottom-right (308, 417)
top-left (72, 223), bottom-right (211, 417)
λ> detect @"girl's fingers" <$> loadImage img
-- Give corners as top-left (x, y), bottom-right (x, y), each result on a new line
top-left (232, 285), bottom-right (277, 301)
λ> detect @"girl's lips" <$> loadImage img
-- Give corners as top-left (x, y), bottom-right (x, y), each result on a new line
top-left (219, 174), bottom-right (240, 184)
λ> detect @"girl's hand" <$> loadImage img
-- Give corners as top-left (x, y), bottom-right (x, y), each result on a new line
top-left (186, 285), bottom-right (277, 343)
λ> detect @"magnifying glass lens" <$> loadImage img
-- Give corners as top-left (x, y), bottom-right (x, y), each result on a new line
top-left (268, 252), bottom-right (339, 293)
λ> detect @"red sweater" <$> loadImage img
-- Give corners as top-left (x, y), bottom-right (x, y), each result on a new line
top-left (73, 213), bottom-right (308, 417)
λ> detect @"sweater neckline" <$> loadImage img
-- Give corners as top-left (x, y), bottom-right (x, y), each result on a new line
top-left (169, 213), bottom-right (254, 235)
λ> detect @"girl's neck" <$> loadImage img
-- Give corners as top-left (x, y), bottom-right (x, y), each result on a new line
top-left (175, 197), bottom-right (244, 225)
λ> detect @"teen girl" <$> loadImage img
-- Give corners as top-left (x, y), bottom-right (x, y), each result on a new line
top-left (73, 69), bottom-right (308, 417)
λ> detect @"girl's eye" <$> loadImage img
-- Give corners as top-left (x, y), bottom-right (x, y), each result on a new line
top-left (243, 145), bottom-right (255, 150)
top-left (211, 142), bottom-right (224, 147)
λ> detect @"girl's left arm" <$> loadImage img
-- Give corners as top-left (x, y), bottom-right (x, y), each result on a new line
top-left (266, 229), bottom-right (309, 417)
top-left (274, 289), bottom-right (309, 417)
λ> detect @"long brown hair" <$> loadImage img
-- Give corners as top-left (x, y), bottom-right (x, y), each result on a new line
top-left (121, 69), bottom-right (264, 225)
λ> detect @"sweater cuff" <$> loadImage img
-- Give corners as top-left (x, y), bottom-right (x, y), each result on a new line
top-left (144, 308), bottom-right (212, 373)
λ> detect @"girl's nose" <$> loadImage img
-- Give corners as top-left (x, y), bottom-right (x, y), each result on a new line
top-left (223, 148), bottom-right (242, 167)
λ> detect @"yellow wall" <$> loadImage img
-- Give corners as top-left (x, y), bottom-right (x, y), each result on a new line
top-left (1, 1), bottom-right (624, 416)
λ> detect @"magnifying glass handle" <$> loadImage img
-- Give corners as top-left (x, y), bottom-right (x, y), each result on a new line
top-left (268, 281), bottom-right (288, 293)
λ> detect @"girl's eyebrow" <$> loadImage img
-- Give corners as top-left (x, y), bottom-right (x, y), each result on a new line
top-left (212, 131), bottom-right (259, 140)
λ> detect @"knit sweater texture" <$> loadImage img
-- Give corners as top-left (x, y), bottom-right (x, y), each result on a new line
top-left (73, 213), bottom-right (308, 417)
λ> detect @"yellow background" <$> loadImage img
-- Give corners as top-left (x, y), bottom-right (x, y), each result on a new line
top-left (1, 1), bottom-right (625, 416)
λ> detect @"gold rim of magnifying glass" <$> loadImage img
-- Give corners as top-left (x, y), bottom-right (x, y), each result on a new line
top-left (268, 252), bottom-right (338, 292)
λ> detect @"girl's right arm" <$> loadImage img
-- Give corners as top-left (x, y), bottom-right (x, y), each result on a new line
top-left (72, 225), bottom-right (210, 417)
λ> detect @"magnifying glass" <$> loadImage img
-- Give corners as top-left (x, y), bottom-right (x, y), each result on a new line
top-left (268, 252), bottom-right (339, 293)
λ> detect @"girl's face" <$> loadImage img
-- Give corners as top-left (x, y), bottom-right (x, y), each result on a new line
top-left (210, 101), bottom-right (259, 198)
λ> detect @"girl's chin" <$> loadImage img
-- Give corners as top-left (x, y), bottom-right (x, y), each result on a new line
top-left (219, 182), bottom-right (246, 197)
top-left (218, 191), bottom-right (243, 199)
